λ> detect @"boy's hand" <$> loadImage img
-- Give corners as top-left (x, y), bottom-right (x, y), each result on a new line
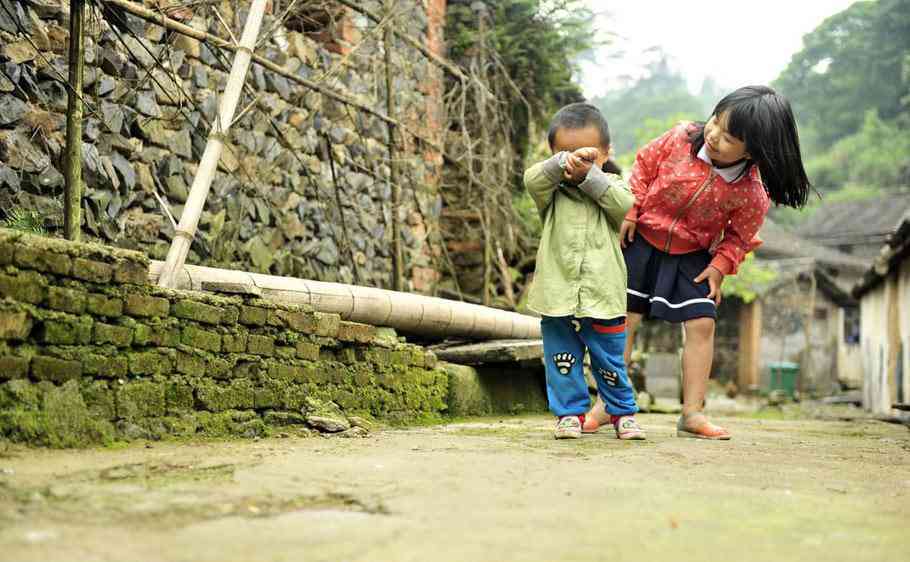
top-left (694, 266), bottom-right (725, 305)
top-left (563, 147), bottom-right (599, 183)
top-left (620, 220), bottom-right (636, 248)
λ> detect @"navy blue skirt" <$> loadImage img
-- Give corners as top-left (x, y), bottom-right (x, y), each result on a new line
top-left (624, 234), bottom-right (717, 323)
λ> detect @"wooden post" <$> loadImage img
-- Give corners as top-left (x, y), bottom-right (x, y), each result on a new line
top-left (738, 300), bottom-right (763, 392)
top-left (801, 272), bottom-right (818, 397)
top-left (384, 1), bottom-right (404, 292)
top-left (63, 0), bottom-right (85, 241)
top-left (157, 0), bottom-right (269, 288)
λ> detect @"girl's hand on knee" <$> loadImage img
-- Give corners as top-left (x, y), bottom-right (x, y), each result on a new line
top-left (694, 266), bottom-right (724, 305)
top-left (620, 220), bottom-right (636, 248)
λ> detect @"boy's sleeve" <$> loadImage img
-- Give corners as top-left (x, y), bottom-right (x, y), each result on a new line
top-left (626, 126), bottom-right (678, 223)
top-left (709, 191), bottom-right (770, 275)
top-left (577, 165), bottom-right (634, 229)
top-left (523, 153), bottom-right (566, 218)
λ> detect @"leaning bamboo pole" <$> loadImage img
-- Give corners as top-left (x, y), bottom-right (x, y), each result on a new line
top-left (147, 261), bottom-right (541, 340)
top-left (63, 0), bottom-right (85, 241)
top-left (384, 1), bottom-right (404, 292)
top-left (157, 0), bottom-right (268, 288)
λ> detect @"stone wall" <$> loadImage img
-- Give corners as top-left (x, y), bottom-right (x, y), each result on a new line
top-left (0, 0), bottom-right (445, 291)
top-left (0, 229), bottom-right (449, 447)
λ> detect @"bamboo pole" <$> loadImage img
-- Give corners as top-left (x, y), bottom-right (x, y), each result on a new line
top-left (147, 260), bottom-right (541, 340)
top-left (157, 0), bottom-right (268, 288)
top-left (63, 0), bottom-right (85, 241)
top-left (384, 1), bottom-right (404, 292)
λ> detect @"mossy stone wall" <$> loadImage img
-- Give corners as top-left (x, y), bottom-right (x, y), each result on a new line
top-left (0, 229), bottom-right (447, 446)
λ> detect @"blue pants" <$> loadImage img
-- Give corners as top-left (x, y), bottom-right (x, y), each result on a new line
top-left (541, 316), bottom-right (638, 417)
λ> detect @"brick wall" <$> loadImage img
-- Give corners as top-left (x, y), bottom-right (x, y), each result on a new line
top-left (0, 229), bottom-right (448, 447)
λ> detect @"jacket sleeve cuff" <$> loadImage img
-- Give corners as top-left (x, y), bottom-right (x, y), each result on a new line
top-left (624, 206), bottom-right (639, 223)
top-left (709, 254), bottom-right (735, 276)
top-left (542, 152), bottom-right (567, 183)
top-left (577, 164), bottom-right (611, 200)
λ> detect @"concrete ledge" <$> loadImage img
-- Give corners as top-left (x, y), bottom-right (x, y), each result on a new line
top-left (443, 361), bottom-right (548, 416)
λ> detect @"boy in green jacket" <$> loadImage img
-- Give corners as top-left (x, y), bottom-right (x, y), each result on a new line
top-left (524, 103), bottom-right (645, 440)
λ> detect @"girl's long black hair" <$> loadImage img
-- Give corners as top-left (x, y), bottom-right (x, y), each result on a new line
top-left (688, 85), bottom-right (811, 208)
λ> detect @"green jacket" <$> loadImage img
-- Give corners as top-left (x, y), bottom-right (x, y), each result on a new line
top-left (524, 153), bottom-right (634, 320)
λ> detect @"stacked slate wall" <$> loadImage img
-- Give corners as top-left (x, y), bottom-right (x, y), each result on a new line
top-left (0, 229), bottom-right (448, 447)
top-left (0, 0), bottom-right (444, 290)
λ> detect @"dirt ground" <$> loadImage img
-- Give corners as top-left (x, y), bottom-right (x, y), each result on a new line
top-left (1, 409), bottom-right (908, 562)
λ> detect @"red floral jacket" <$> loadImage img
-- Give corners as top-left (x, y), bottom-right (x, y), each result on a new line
top-left (625, 123), bottom-right (769, 275)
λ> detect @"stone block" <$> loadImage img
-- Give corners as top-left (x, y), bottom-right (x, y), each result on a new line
top-left (222, 332), bottom-right (248, 353)
top-left (283, 310), bottom-right (341, 337)
top-left (195, 379), bottom-right (254, 412)
top-left (128, 351), bottom-right (173, 376)
top-left (336, 321), bottom-right (376, 344)
top-left (94, 322), bottom-right (134, 347)
top-left (0, 271), bottom-right (47, 304)
top-left (40, 317), bottom-right (92, 345)
top-left (165, 382), bottom-right (195, 413)
top-left (239, 305), bottom-right (268, 326)
top-left (44, 380), bottom-right (114, 448)
top-left (181, 325), bottom-right (221, 352)
top-left (296, 341), bottom-right (320, 361)
top-left (113, 259), bottom-right (148, 285)
top-left (80, 380), bottom-right (116, 420)
top-left (373, 327), bottom-right (398, 348)
top-left (83, 354), bottom-right (128, 378)
top-left (0, 310), bottom-right (32, 340)
top-left (0, 356), bottom-right (29, 379)
top-left (221, 305), bottom-right (240, 325)
top-left (48, 286), bottom-right (87, 314)
top-left (313, 312), bottom-right (341, 337)
top-left (176, 352), bottom-right (206, 377)
top-left (32, 356), bottom-right (82, 383)
top-left (86, 293), bottom-right (123, 317)
top-left (173, 299), bottom-right (222, 325)
top-left (336, 347), bottom-right (357, 364)
top-left (276, 346), bottom-right (296, 360)
top-left (14, 246), bottom-right (71, 275)
top-left (124, 294), bottom-right (170, 317)
top-left (116, 380), bottom-right (166, 420)
top-left (71, 258), bottom-right (113, 283)
top-left (263, 411), bottom-right (307, 426)
top-left (247, 334), bottom-right (274, 356)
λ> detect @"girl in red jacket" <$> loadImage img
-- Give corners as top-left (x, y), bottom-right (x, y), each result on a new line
top-left (584, 85), bottom-right (810, 439)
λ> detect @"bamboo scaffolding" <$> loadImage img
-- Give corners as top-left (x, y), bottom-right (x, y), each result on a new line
top-left (156, 0), bottom-right (269, 288)
top-left (384, 1), bottom-right (404, 292)
top-left (100, 0), bottom-right (443, 152)
top-left (148, 260), bottom-right (541, 340)
top-left (63, 0), bottom-right (85, 241)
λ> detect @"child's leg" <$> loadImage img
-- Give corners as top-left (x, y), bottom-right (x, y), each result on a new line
top-left (678, 316), bottom-right (730, 439)
top-left (681, 317), bottom-right (714, 416)
top-left (541, 316), bottom-right (589, 417)
top-left (586, 312), bottom-right (642, 427)
top-left (580, 318), bottom-right (637, 417)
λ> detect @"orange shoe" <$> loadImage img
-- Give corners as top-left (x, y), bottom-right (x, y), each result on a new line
top-left (676, 413), bottom-right (731, 440)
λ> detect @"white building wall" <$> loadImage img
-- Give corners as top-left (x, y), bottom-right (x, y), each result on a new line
top-left (899, 260), bottom-right (910, 404)
top-left (860, 287), bottom-right (888, 413)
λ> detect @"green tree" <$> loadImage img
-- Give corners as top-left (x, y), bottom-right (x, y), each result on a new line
top-left (806, 110), bottom-right (910, 190)
top-left (774, 0), bottom-right (910, 148)
top-left (591, 56), bottom-right (707, 155)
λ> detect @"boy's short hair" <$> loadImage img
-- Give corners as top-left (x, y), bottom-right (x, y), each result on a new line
top-left (547, 103), bottom-right (611, 149)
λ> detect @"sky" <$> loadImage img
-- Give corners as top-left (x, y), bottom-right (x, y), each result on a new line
top-left (579, 0), bottom-right (859, 98)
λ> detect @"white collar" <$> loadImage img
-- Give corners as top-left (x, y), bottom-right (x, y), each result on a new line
top-left (697, 144), bottom-right (748, 183)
